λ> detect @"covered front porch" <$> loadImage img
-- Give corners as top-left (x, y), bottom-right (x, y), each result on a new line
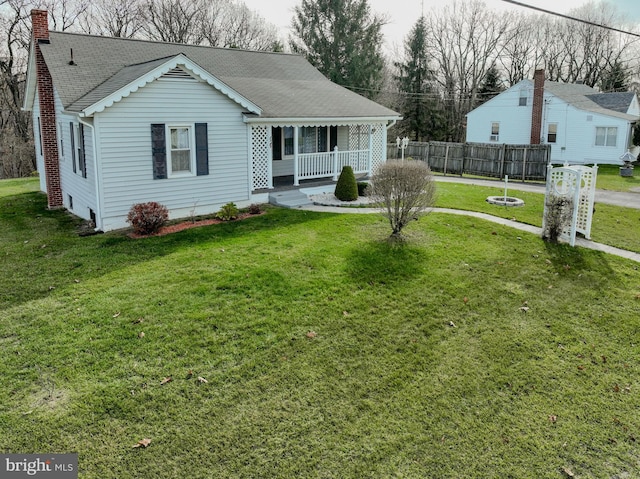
top-left (248, 120), bottom-right (390, 190)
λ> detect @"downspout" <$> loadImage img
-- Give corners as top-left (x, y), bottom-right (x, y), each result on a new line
top-left (79, 116), bottom-right (103, 231)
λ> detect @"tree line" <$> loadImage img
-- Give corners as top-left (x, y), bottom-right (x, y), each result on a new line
top-left (1, 0), bottom-right (639, 177)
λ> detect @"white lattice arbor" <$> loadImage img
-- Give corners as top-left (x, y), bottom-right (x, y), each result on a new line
top-left (543, 164), bottom-right (598, 246)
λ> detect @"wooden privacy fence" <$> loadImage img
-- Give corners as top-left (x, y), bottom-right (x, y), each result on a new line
top-left (386, 141), bottom-right (551, 181)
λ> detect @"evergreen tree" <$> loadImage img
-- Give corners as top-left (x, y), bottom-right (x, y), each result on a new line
top-left (394, 16), bottom-right (443, 141)
top-left (600, 60), bottom-right (628, 92)
top-left (476, 65), bottom-right (504, 106)
top-left (290, 0), bottom-right (385, 99)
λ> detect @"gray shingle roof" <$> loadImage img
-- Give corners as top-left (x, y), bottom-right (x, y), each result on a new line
top-left (39, 31), bottom-right (399, 120)
top-left (544, 81), bottom-right (638, 121)
top-left (586, 92), bottom-right (635, 114)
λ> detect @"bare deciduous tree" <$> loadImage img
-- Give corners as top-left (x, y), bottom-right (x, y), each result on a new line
top-left (425, 0), bottom-right (511, 141)
top-left (367, 160), bottom-right (436, 243)
top-left (79, 0), bottom-right (144, 37)
top-left (142, 0), bottom-right (207, 44)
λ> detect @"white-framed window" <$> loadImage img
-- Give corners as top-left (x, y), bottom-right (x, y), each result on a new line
top-left (167, 125), bottom-right (195, 176)
top-left (595, 126), bottom-right (617, 147)
top-left (279, 126), bottom-right (336, 156)
top-left (519, 89), bottom-right (527, 106)
top-left (490, 122), bottom-right (500, 142)
top-left (547, 123), bottom-right (558, 143)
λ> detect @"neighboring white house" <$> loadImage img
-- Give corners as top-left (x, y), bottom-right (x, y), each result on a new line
top-left (23, 10), bottom-right (400, 232)
top-left (466, 69), bottom-right (639, 166)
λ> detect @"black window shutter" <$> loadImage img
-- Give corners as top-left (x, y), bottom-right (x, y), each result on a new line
top-left (70, 122), bottom-right (76, 173)
top-left (195, 123), bottom-right (209, 176)
top-left (79, 123), bottom-right (86, 178)
top-left (151, 124), bottom-right (167, 179)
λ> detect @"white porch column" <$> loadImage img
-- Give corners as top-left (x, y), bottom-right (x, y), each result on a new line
top-left (332, 146), bottom-right (339, 181)
top-left (382, 123), bottom-right (388, 162)
top-left (368, 124), bottom-right (373, 175)
top-left (293, 125), bottom-right (299, 186)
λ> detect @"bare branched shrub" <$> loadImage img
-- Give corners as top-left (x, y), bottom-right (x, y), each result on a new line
top-left (542, 195), bottom-right (574, 243)
top-left (0, 134), bottom-right (35, 179)
top-left (367, 159), bottom-right (436, 242)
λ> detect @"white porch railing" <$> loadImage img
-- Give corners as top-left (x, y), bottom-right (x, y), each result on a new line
top-left (294, 147), bottom-right (371, 185)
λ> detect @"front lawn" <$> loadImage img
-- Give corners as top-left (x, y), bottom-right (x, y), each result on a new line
top-left (1, 181), bottom-right (640, 478)
top-left (590, 164), bottom-right (640, 192)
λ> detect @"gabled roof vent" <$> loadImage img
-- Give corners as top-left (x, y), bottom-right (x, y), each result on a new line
top-left (161, 67), bottom-right (196, 80)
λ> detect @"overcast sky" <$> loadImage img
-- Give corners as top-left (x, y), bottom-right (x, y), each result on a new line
top-left (242, 0), bottom-right (640, 54)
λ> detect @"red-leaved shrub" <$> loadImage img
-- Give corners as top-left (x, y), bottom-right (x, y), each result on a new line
top-left (127, 202), bottom-right (169, 235)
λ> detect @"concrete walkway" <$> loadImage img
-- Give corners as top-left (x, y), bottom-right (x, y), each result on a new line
top-left (268, 180), bottom-right (640, 263)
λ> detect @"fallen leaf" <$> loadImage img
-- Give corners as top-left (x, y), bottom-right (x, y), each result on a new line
top-left (449, 321), bottom-right (456, 328)
top-left (160, 377), bottom-right (172, 385)
top-left (137, 331), bottom-right (145, 338)
top-left (516, 236), bottom-right (522, 240)
top-left (342, 311), bottom-right (349, 316)
top-left (41, 244), bottom-right (47, 249)
top-left (186, 370), bottom-right (194, 378)
top-left (113, 312), bottom-right (121, 318)
top-left (74, 279), bottom-right (80, 283)
top-left (577, 365), bottom-right (585, 370)
top-left (519, 306), bottom-right (530, 313)
top-left (545, 259), bottom-right (552, 265)
top-left (561, 467), bottom-right (575, 478)
top-left (549, 415), bottom-right (557, 423)
top-left (132, 317), bottom-right (144, 324)
top-left (197, 376), bottom-right (208, 384)
top-left (491, 231), bottom-right (497, 235)
top-left (601, 355), bottom-right (607, 363)
top-left (548, 285), bottom-right (553, 289)
top-left (563, 264), bottom-right (571, 271)
top-left (463, 297), bottom-right (469, 304)
top-left (613, 384), bottom-right (620, 392)
top-left (306, 331), bottom-right (317, 339)
top-left (635, 293), bottom-right (640, 300)
top-left (625, 385), bottom-right (631, 393)
top-left (48, 286), bottom-right (55, 291)
top-left (132, 438), bottom-right (151, 448)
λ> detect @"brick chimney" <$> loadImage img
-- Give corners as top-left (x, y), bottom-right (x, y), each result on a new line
top-left (32, 9), bottom-right (63, 208)
top-left (530, 69), bottom-right (545, 145)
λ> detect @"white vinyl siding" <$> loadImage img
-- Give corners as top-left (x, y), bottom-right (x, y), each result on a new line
top-left (467, 78), bottom-right (635, 165)
top-left (54, 90), bottom-right (96, 220)
top-left (96, 77), bottom-right (249, 229)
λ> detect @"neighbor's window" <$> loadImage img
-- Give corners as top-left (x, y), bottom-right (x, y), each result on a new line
top-left (547, 123), bottom-right (558, 143)
top-left (168, 126), bottom-right (193, 175)
top-left (519, 89), bottom-right (527, 106)
top-left (490, 122), bottom-right (500, 141)
top-left (595, 127), bottom-right (617, 147)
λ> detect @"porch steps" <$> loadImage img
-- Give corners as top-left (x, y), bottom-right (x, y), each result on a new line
top-left (268, 189), bottom-right (312, 208)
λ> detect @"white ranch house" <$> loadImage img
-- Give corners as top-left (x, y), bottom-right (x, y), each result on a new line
top-left (466, 69), bottom-right (639, 165)
top-left (24, 10), bottom-right (400, 232)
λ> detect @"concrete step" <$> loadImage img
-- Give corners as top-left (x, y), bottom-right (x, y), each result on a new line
top-left (268, 190), bottom-right (312, 208)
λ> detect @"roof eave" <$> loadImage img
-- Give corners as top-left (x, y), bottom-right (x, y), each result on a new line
top-left (243, 115), bottom-right (401, 126)
top-left (22, 42), bottom-right (37, 112)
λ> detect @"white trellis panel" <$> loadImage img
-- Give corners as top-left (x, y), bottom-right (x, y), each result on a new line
top-left (371, 123), bottom-right (385, 171)
top-left (543, 164), bottom-right (597, 246)
top-left (251, 126), bottom-right (271, 190)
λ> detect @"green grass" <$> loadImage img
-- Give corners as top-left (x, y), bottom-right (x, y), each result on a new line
top-left (592, 164), bottom-right (640, 192)
top-left (435, 182), bottom-right (640, 253)
top-left (1, 179), bottom-right (640, 478)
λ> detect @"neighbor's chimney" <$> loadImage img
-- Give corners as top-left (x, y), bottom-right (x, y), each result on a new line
top-left (530, 69), bottom-right (545, 145)
top-left (32, 9), bottom-right (63, 208)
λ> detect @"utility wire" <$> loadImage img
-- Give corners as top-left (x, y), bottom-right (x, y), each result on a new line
top-left (501, 0), bottom-right (640, 38)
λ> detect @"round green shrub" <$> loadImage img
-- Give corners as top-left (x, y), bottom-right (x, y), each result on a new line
top-left (335, 166), bottom-right (358, 201)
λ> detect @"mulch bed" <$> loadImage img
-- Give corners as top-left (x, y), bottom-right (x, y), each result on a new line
top-left (127, 212), bottom-right (262, 238)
